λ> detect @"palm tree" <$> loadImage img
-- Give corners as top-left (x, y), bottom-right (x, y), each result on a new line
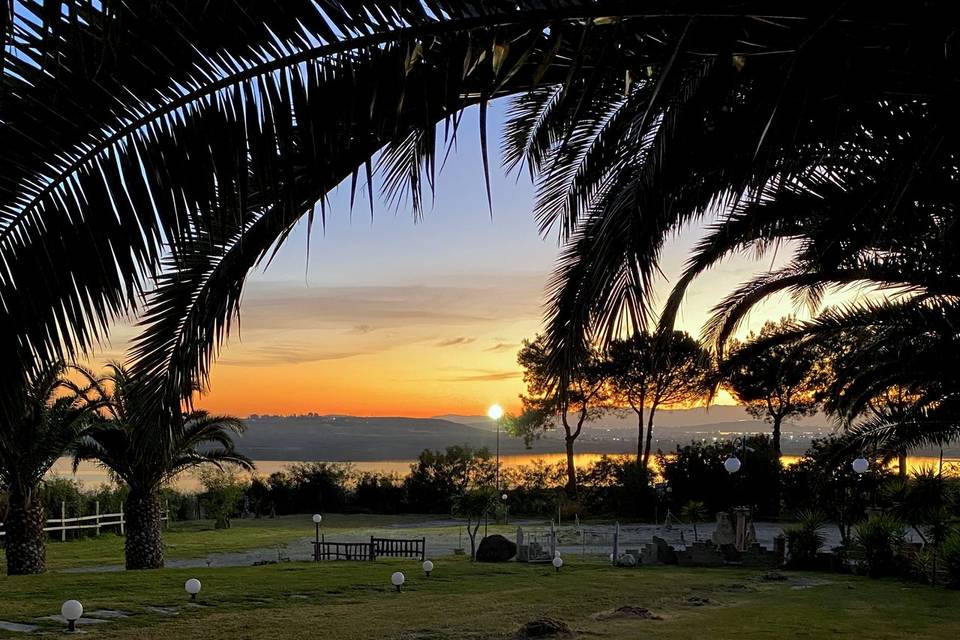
top-left (0, 361), bottom-right (102, 575)
top-left (2, 3), bottom-right (959, 421)
top-left (74, 364), bottom-right (253, 569)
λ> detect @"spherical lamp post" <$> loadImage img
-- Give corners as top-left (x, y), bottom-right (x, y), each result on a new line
top-left (423, 560), bottom-right (434, 577)
top-left (185, 578), bottom-right (202, 601)
top-left (61, 600), bottom-right (83, 632)
top-left (723, 455), bottom-right (742, 474)
top-left (391, 571), bottom-right (406, 592)
top-left (852, 457), bottom-right (869, 475)
top-left (552, 556), bottom-right (564, 573)
top-left (312, 513), bottom-right (323, 561)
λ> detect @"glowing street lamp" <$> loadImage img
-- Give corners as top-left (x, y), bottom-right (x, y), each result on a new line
top-left (488, 404), bottom-right (504, 492)
top-left (61, 600), bottom-right (83, 632)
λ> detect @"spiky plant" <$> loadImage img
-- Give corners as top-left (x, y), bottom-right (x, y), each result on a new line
top-left (73, 364), bottom-right (253, 569)
top-left (0, 361), bottom-right (102, 575)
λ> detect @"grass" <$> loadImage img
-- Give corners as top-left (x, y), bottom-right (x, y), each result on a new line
top-left (3, 557), bottom-right (960, 638)
top-left (3, 516), bottom-right (960, 638)
top-left (4, 514), bottom-right (453, 570)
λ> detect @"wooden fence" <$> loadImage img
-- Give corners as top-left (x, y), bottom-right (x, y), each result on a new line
top-left (313, 536), bottom-right (426, 561)
top-left (0, 501), bottom-right (167, 540)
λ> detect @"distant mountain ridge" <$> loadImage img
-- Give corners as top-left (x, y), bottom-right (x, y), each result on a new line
top-left (235, 410), bottom-right (835, 462)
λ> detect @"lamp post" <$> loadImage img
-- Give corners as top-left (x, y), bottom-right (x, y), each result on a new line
top-left (501, 492), bottom-right (509, 525)
top-left (488, 404), bottom-right (504, 492)
top-left (61, 600), bottom-right (82, 632)
top-left (185, 578), bottom-right (202, 601)
top-left (312, 513), bottom-right (323, 561)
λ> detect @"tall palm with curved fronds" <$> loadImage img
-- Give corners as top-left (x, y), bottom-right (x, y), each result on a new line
top-left (2, 2), bottom-right (960, 421)
top-left (0, 361), bottom-right (103, 575)
top-left (74, 364), bottom-right (252, 569)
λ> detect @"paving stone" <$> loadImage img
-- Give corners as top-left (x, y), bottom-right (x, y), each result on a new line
top-left (0, 621), bottom-right (39, 633)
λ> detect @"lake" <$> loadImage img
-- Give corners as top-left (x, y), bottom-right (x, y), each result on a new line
top-left (48, 453), bottom-right (959, 493)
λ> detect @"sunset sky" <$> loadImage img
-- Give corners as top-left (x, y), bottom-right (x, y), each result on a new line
top-left (97, 99), bottom-right (869, 418)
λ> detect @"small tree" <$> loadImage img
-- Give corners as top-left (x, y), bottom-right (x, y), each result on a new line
top-left (607, 331), bottom-right (711, 474)
top-left (724, 319), bottom-right (827, 459)
top-left (403, 446), bottom-right (494, 513)
top-left (197, 468), bottom-right (247, 529)
top-left (510, 335), bottom-right (608, 495)
top-left (453, 489), bottom-right (495, 560)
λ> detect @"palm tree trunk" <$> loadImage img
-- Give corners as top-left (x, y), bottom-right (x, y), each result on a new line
top-left (641, 406), bottom-right (657, 479)
top-left (4, 487), bottom-right (46, 575)
top-left (124, 488), bottom-right (164, 570)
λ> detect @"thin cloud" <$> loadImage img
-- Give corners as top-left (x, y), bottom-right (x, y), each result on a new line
top-left (485, 341), bottom-right (518, 353)
top-left (436, 336), bottom-right (476, 347)
top-left (347, 324), bottom-right (375, 335)
top-left (220, 345), bottom-right (365, 367)
top-left (442, 370), bottom-right (522, 382)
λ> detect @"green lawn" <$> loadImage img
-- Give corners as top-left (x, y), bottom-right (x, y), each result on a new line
top-left (3, 557), bottom-right (960, 639)
top-left (3, 516), bottom-right (960, 638)
top-left (3, 514), bottom-right (456, 571)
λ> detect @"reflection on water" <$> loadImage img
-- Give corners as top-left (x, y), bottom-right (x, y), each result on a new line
top-left (49, 453), bottom-right (958, 493)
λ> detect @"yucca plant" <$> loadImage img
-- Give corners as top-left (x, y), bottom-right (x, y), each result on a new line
top-left (73, 364), bottom-right (253, 569)
top-left (855, 515), bottom-right (906, 579)
top-left (0, 361), bottom-right (103, 575)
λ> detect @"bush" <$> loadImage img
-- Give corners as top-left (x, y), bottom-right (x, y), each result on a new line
top-left (855, 515), bottom-right (905, 578)
top-left (941, 533), bottom-right (960, 589)
top-left (197, 469), bottom-right (247, 529)
top-left (784, 510), bottom-right (826, 569)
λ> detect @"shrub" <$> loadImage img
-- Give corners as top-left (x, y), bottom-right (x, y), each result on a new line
top-left (940, 533), bottom-right (960, 589)
top-left (784, 510), bottom-right (827, 569)
top-left (197, 468), bottom-right (247, 529)
top-left (855, 515), bottom-right (905, 578)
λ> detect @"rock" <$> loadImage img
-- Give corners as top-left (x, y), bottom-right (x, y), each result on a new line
top-left (595, 606), bottom-right (659, 620)
top-left (514, 617), bottom-right (573, 638)
top-left (476, 534), bottom-right (517, 562)
top-left (616, 553), bottom-right (638, 567)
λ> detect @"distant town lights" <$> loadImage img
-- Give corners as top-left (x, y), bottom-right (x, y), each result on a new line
top-left (487, 404), bottom-right (504, 420)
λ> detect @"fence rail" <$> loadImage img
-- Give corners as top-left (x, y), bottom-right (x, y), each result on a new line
top-left (0, 501), bottom-right (166, 540)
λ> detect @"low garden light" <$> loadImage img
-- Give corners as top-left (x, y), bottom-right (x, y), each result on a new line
top-left (391, 571), bottom-right (406, 592)
top-left (852, 457), bottom-right (870, 475)
top-left (61, 600), bottom-right (82, 632)
top-left (423, 560), bottom-right (434, 577)
top-left (552, 556), bottom-right (563, 573)
top-left (502, 493), bottom-right (508, 501)
top-left (185, 578), bottom-right (202, 601)
top-left (723, 455), bottom-right (742, 474)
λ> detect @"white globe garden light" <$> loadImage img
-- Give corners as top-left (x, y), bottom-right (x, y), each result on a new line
top-left (487, 404), bottom-right (504, 420)
top-left (554, 550), bottom-right (561, 558)
top-left (61, 600), bottom-right (83, 632)
top-left (502, 493), bottom-right (508, 501)
top-left (185, 578), bottom-right (202, 601)
top-left (552, 556), bottom-right (564, 572)
top-left (312, 514), bottom-right (323, 524)
top-left (724, 456), bottom-right (742, 474)
top-left (852, 457), bottom-right (870, 475)
top-left (423, 560), bottom-right (434, 577)
top-left (391, 571), bottom-right (406, 592)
